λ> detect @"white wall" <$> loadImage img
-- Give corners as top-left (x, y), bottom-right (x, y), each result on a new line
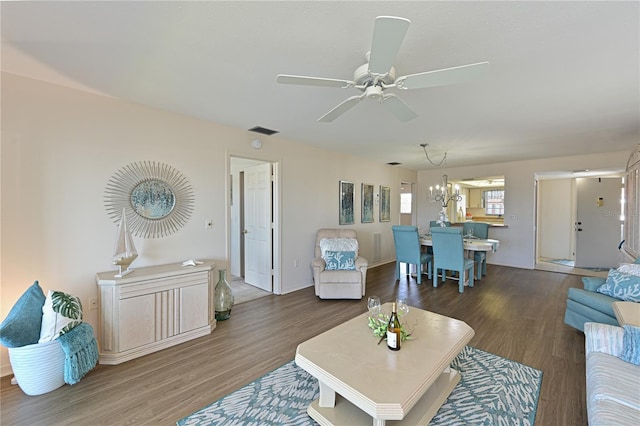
top-left (417, 152), bottom-right (630, 269)
top-left (0, 73), bottom-right (416, 375)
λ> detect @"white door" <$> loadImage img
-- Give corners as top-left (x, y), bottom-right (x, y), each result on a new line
top-left (243, 163), bottom-right (272, 291)
top-left (575, 177), bottom-right (622, 268)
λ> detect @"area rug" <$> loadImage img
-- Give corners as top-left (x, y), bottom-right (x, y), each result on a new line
top-left (177, 346), bottom-right (543, 425)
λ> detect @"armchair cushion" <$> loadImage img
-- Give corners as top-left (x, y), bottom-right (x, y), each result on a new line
top-left (596, 269), bottom-right (640, 302)
top-left (324, 250), bottom-right (356, 270)
top-left (319, 237), bottom-right (359, 257)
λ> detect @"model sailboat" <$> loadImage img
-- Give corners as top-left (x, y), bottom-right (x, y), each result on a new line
top-left (113, 208), bottom-right (138, 277)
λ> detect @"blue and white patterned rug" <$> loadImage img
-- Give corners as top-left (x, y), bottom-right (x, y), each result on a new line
top-left (177, 346), bottom-right (543, 425)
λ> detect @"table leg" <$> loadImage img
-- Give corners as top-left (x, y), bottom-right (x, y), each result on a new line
top-left (318, 380), bottom-right (336, 407)
top-left (372, 418), bottom-right (386, 426)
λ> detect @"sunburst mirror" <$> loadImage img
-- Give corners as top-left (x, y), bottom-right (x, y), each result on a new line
top-left (105, 161), bottom-right (194, 238)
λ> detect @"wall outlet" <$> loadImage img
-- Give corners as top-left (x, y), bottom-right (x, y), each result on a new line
top-left (89, 297), bottom-right (98, 311)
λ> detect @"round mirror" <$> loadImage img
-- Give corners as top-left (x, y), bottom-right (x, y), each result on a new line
top-left (131, 179), bottom-right (176, 219)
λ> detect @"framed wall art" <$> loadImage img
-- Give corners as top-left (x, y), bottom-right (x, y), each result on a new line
top-left (361, 183), bottom-right (374, 223)
top-left (380, 185), bottom-right (391, 222)
top-left (339, 180), bottom-right (355, 225)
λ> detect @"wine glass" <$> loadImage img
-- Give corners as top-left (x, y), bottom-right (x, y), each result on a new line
top-left (367, 296), bottom-right (381, 317)
top-left (466, 229), bottom-right (474, 239)
top-left (396, 298), bottom-right (409, 317)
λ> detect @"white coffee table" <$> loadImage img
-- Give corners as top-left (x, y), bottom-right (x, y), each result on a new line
top-left (295, 303), bottom-right (474, 425)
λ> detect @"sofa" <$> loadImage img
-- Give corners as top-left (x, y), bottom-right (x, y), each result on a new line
top-left (564, 258), bottom-right (640, 332)
top-left (584, 322), bottom-right (640, 425)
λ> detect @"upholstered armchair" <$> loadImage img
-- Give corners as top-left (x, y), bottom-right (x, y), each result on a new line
top-left (311, 229), bottom-right (368, 299)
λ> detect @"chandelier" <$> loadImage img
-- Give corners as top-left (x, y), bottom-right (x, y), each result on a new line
top-left (422, 143), bottom-right (462, 224)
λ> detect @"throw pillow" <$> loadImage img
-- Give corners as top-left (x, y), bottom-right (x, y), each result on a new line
top-left (596, 269), bottom-right (640, 302)
top-left (319, 237), bottom-right (359, 258)
top-left (618, 263), bottom-right (640, 277)
top-left (39, 290), bottom-right (83, 343)
top-left (0, 281), bottom-right (46, 348)
top-left (324, 250), bottom-right (356, 270)
top-left (620, 325), bottom-right (640, 366)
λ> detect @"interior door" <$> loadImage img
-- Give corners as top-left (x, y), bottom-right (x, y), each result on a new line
top-left (243, 163), bottom-right (272, 291)
top-left (575, 177), bottom-right (622, 268)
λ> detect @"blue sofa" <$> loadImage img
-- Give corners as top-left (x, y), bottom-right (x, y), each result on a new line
top-left (565, 276), bottom-right (620, 331)
top-left (564, 257), bottom-right (640, 332)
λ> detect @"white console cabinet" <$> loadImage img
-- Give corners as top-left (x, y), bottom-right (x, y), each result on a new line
top-left (96, 260), bottom-right (216, 365)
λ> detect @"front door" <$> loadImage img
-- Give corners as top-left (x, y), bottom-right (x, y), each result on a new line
top-left (243, 163), bottom-right (272, 291)
top-left (575, 177), bottom-right (622, 268)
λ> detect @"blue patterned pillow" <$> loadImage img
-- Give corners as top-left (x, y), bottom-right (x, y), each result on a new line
top-left (620, 325), bottom-right (640, 365)
top-left (324, 250), bottom-right (356, 270)
top-left (596, 269), bottom-right (640, 302)
top-left (0, 281), bottom-right (46, 348)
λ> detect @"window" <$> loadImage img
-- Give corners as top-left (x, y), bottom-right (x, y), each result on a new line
top-left (400, 192), bottom-right (412, 214)
top-left (483, 189), bottom-right (505, 216)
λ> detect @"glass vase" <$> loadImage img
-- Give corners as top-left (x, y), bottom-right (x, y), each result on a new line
top-left (214, 269), bottom-right (234, 321)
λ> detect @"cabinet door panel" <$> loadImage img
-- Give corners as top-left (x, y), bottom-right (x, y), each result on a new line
top-left (119, 294), bottom-right (155, 351)
top-left (180, 283), bottom-right (209, 332)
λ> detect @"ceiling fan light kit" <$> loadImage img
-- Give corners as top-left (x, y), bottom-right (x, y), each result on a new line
top-left (276, 16), bottom-right (489, 122)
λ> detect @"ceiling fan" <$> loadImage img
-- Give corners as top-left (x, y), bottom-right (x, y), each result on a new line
top-left (276, 16), bottom-right (489, 122)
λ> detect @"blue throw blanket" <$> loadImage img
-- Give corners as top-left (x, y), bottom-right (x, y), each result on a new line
top-left (57, 322), bottom-right (99, 385)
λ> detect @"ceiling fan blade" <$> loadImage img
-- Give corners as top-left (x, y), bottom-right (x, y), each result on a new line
top-left (381, 94), bottom-right (418, 122)
top-left (396, 62), bottom-right (490, 90)
top-left (368, 16), bottom-right (411, 75)
top-left (318, 95), bottom-right (364, 122)
top-left (276, 74), bottom-right (354, 88)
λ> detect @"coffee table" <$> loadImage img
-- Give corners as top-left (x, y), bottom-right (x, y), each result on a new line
top-left (295, 303), bottom-right (474, 425)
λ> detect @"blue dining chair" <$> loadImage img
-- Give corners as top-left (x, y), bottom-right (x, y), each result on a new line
top-left (391, 225), bottom-right (432, 284)
top-left (431, 227), bottom-right (474, 293)
top-left (462, 222), bottom-right (490, 280)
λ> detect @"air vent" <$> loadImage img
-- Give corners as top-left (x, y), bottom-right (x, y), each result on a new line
top-left (248, 126), bottom-right (279, 136)
top-left (387, 162), bottom-right (402, 166)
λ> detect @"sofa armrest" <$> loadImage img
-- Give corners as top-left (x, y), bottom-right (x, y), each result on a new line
top-left (585, 322), bottom-right (624, 357)
top-left (583, 276), bottom-right (607, 292)
top-left (355, 256), bottom-right (368, 270)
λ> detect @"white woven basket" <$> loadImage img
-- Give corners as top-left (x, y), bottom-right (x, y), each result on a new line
top-left (8, 339), bottom-right (65, 396)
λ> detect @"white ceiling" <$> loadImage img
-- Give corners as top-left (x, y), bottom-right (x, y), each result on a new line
top-left (1, 1), bottom-right (638, 171)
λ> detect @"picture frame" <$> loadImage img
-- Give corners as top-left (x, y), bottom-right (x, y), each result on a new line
top-left (380, 185), bottom-right (391, 222)
top-left (361, 183), bottom-right (374, 223)
top-left (339, 180), bottom-right (355, 225)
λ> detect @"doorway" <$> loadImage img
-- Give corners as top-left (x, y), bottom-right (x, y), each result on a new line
top-left (229, 156), bottom-right (280, 294)
top-left (535, 174), bottom-right (623, 275)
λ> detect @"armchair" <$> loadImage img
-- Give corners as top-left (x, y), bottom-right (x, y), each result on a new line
top-left (311, 229), bottom-right (368, 299)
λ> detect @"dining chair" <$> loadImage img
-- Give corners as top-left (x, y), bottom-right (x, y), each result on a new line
top-left (431, 227), bottom-right (474, 293)
top-left (391, 225), bottom-right (432, 284)
top-left (462, 222), bottom-right (490, 280)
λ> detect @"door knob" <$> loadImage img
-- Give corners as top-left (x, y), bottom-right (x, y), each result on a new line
top-left (242, 229), bottom-right (249, 234)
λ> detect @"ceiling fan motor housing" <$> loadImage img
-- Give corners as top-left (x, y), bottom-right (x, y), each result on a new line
top-left (353, 63), bottom-right (396, 87)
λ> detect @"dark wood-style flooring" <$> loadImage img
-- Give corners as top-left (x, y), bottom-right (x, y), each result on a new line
top-left (0, 263), bottom-right (588, 425)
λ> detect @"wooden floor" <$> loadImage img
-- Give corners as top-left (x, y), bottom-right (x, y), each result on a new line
top-left (0, 263), bottom-right (588, 425)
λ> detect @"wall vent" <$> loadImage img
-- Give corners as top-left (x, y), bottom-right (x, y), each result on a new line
top-left (373, 232), bottom-right (382, 262)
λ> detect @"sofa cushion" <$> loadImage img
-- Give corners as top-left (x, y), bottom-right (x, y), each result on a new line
top-left (597, 269), bottom-right (640, 302)
top-left (618, 263), bottom-right (640, 277)
top-left (587, 351), bottom-right (640, 422)
top-left (323, 250), bottom-right (356, 270)
top-left (620, 325), bottom-right (640, 366)
top-left (0, 281), bottom-right (46, 348)
top-left (583, 276), bottom-right (607, 292)
top-left (39, 290), bottom-right (83, 343)
top-left (568, 287), bottom-right (617, 317)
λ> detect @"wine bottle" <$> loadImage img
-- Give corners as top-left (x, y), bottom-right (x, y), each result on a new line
top-left (387, 302), bottom-right (401, 351)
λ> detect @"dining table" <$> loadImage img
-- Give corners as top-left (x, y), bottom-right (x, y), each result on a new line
top-left (420, 235), bottom-right (500, 253)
